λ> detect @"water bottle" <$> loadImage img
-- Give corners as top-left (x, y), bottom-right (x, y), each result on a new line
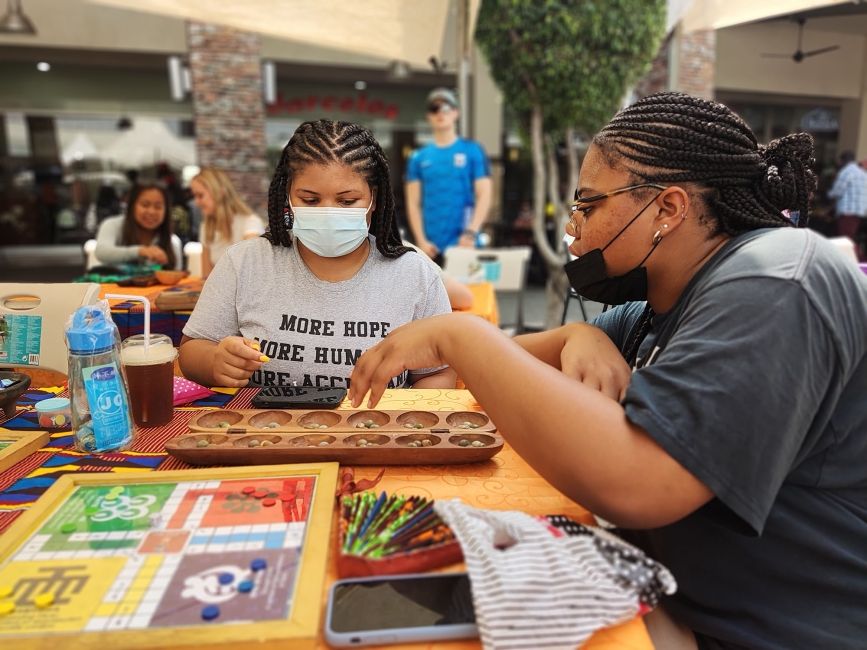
top-left (65, 304), bottom-right (135, 453)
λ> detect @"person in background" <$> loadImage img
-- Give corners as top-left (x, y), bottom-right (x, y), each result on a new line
top-left (94, 183), bottom-right (182, 269)
top-left (190, 168), bottom-right (264, 279)
top-left (828, 150), bottom-right (867, 260)
top-left (405, 88), bottom-right (492, 265)
top-left (350, 92), bottom-right (867, 650)
top-left (179, 119), bottom-right (456, 390)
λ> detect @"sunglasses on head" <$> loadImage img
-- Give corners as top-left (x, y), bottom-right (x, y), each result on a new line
top-left (427, 103), bottom-right (453, 114)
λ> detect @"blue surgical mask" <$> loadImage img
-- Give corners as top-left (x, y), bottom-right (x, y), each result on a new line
top-left (289, 200), bottom-right (372, 258)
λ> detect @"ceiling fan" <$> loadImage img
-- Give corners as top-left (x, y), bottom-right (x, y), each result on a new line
top-left (761, 16), bottom-right (840, 63)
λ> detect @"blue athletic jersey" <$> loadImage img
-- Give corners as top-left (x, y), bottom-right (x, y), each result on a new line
top-left (406, 138), bottom-right (490, 251)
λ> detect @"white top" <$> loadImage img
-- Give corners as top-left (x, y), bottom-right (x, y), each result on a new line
top-left (93, 215), bottom-right (183, 270)
top-left (199, 214), bottom-right (265, 265)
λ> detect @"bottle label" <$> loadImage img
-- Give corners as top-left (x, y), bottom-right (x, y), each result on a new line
top-left (82, 362), bottom-right (132, 450)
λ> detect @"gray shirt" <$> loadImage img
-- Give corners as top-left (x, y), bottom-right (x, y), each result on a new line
top-left (183, 236), bottom-right (451, 388)
top-left (594, 228), bottom-right (867, 649)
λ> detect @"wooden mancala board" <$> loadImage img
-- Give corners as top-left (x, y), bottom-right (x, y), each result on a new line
top-left (165, 408), bottom-right (503, 466)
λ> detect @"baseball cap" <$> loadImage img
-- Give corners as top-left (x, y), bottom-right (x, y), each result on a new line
top-left (427, 87), bottom-right (458, 109)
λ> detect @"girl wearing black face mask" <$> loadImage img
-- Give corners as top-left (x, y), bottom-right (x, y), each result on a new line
top-left (349, 92), bottom-right (867, 650)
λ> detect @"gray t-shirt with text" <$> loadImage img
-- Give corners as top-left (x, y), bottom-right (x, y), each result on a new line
top-left (183, 236), bottom-right (451, 388)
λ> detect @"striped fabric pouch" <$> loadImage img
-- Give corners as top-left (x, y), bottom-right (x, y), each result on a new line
top-left (434, 500), bottom-right (676, 649)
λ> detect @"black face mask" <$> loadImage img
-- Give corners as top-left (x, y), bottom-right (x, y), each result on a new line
top-left (564, 193), bottom-right (663, 305)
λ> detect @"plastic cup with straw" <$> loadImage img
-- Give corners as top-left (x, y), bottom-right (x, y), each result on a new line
top-left (106, 293), bottom-right (177, 427)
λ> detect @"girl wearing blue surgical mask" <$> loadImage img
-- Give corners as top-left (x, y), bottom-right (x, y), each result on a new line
top-left (179, 119), bottom-right (456, 390)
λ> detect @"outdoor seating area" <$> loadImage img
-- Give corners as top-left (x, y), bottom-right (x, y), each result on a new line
top-left (1, 1), bottom-right (867, 649)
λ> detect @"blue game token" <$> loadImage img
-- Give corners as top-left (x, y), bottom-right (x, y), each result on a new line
top-left (201, 604), bottom-right (220, 621)
top-left (250, 558), bottom-right (267, 572)
top-left (218, 572), bottom-right (234, 585)
top-left (237, 579), bottom-right (254, 593)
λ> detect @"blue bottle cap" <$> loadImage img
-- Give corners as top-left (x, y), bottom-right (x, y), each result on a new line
top-left (66, 306), bottom-right (116, 354)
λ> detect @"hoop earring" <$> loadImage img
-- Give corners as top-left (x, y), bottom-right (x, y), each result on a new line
top-left (652, 230), bottom-right (663, 245)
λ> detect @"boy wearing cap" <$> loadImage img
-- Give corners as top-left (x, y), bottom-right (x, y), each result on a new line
top-left (406, 88), bottom-right (492, 264)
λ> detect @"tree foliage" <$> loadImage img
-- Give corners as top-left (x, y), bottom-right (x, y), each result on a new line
top-left (477, 0), bottom-right (666, 138)
top-left (476, 0), bottom-right (665, 327)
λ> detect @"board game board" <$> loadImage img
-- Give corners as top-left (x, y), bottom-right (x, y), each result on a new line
top-left (0, 431), bottom-right (49, 473)
top-left (0, 463), bottom-right (338, 649)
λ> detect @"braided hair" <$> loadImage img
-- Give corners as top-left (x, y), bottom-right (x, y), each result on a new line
top-left (595, 91), bottom-right (817, 237)
top-left (597, 92), bottom-right (818, 366)
top-left (264, 119), bottom-right (410, 258)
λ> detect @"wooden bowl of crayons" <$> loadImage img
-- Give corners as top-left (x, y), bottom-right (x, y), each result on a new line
top-left (337, 491), bottom-right (463, 578)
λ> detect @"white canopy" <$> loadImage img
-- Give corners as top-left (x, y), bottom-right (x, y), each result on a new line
top-left (680, 0), bottom-right (852, 33)
top-left (60, 132), bottom-right (100, 165)
top-left (101, 118), bottom-right (196, 168)
top-left (85, 0), bottom-right (480, 68)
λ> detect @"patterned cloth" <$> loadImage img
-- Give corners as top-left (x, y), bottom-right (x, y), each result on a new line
top-left (0, 386), bottom-right (240, 533)
top-left (435, 500), bottom-right (676, 650)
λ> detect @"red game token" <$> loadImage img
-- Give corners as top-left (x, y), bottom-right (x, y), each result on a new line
top-left (253, 489), bottom-right (269, 499)
top-left (262, 498), bottom-right (277, 507)
top-left (242, 486), bottom-right (256, 495)
top-left (279, 492), bottom-right (295, 502)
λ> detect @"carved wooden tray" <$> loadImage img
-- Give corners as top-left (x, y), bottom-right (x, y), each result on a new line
top-left (165, 408), bottom-right (502, 466)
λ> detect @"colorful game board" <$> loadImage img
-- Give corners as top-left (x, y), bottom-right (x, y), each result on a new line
top-left (0, 432), bottom-right (49, 473)
top-left (0, 463), bottom-right (337, 648)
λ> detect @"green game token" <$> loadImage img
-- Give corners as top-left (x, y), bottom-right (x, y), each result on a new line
top-left (60, 523), bottom-right (76, 534)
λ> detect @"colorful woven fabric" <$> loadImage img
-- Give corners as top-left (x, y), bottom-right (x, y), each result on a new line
top-left (0, 386), bottom-right (241, 528)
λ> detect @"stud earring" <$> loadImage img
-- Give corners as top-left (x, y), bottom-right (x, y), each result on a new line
top-left (663, 224), bottom-right (669, 229)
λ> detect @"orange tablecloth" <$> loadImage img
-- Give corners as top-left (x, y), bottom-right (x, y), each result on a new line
top-left (0, 388), bottom-right (651, 650)
top-left (461, 282), bottom-right (499, 326)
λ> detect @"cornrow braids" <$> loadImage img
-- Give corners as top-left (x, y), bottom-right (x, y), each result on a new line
top-left (264, 119), bottom-right (411, 258)
top-left (594, 92), bottom-right (817, 236)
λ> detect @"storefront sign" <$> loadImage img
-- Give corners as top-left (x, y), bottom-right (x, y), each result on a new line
top-left (800, 108), bottom-right (838, 133)
top-left (267, 92), bottom-right (399, 120)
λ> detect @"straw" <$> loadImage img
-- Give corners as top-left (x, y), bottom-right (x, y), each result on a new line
top-left (104, 293), bottom-right (150, 354)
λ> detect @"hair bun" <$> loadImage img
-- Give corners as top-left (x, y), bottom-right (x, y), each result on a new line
top-left (760, 133), bottom-right (815, 169)
top-left (755, 133), bottom-right (817, 219)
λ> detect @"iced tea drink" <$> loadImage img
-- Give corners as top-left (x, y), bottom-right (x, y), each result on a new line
top-left (121, 334), bottom-right (177, 427)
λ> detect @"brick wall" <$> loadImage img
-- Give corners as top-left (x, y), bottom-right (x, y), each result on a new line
top-left (635, 28), bottom-right (716, 101)
top-left (635, 33), bottom-right (672, 99)
top-left (677, 29), bottom-right (715, 100)
top-left (187, 22), bottom-right (270, 218)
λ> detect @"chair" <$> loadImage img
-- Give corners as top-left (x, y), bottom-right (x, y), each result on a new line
top-left (83, 238), bottom-right (99, 270)
top-left (444, 246), bottom-right (532, 333)
top-left (184, 241), bottom-right (203, 277)
top-left (561, 287), bottom-right (588, 325)
top-left (0, 283), bottom-right (101, 376)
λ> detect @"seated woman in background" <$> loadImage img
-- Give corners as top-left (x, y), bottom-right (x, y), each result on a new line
top-left (190, 168), bottom-right (264, 279)
top-left (179, 119), bottom-right (456, 390)
top-left (94, 183), bottom-right (181, 269)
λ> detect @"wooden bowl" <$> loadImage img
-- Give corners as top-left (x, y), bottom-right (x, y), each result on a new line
top-left (0, 371), bottom-right (32, 419)
top-left (154, 269), bottom-right (190, 285)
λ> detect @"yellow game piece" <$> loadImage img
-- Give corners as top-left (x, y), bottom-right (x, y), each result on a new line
top-left (0, 585), bottom-right (12, 599)
top-left (0, 601), bottom-right (14, 615)
top-left (34, 592), bottom-right (54, 608)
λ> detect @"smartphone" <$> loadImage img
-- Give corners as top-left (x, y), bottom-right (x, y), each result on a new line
top-left (250, 385), bottom-right (347, 409)
top-left (324, 572), bottom-right (477, 647)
